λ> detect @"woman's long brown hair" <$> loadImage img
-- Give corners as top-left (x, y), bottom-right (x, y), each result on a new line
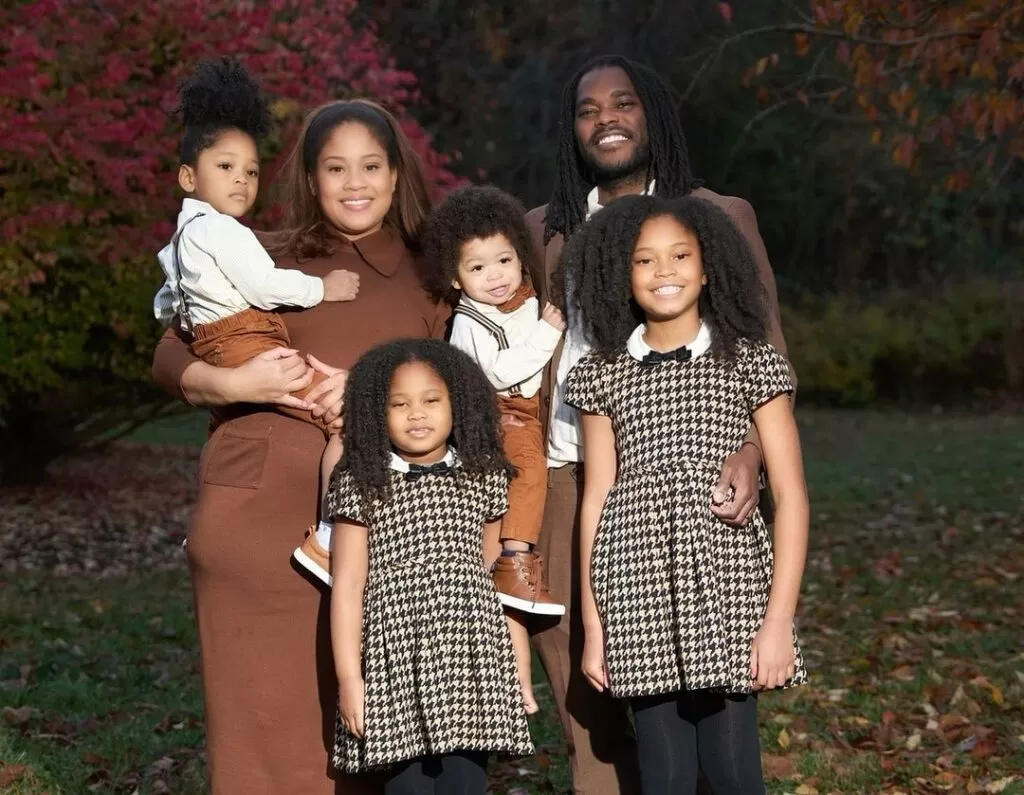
top-left (266, 99), bottom-right (432, 260)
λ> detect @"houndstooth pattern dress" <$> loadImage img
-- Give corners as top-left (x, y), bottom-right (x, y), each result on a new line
top-left (566, 329), bottom-right (807, 699)
top-left (326, 456), bottom-right (534, 773)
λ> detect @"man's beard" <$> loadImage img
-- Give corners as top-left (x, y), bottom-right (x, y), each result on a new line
top-left (579, 136), bottom-right (651, 187)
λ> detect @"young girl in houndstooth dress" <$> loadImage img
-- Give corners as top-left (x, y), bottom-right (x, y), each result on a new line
top-left (561, 195), bottom-right (809, 794)
top-left (326, 338), bottom-right (533, 793)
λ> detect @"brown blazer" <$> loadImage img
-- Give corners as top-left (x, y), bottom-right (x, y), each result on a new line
top-left (524, 186), bottom-right (793, 435)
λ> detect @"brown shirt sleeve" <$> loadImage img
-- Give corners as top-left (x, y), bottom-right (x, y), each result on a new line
top-left (724, 197), bottom-right (796, 389)
top-left (524, 206), bottom-right (549, 306)
top-left (152, 323), bottom-right (199, 405)
top-left (427, 300), bottom-right (453, 341)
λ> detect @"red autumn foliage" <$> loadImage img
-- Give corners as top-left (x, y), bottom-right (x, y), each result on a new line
top-left (728, 0), bottom-right (1023, 189)
top-left (0, 0), bottom-right (459, 482)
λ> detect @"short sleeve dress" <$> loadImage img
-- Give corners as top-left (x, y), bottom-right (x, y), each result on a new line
top-left (325, 453), bottom-right (534, 772)
top-left (566, 326), bottom-right (807, 698)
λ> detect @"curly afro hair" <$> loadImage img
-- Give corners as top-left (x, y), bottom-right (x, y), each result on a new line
top-left (558, 194), bottom-right (769, 363)
top-left (421, 185), bottom-right (539, 304)
top-left (336, 338), bottom-right (513, 512)
top-left (177, 57), bottom-right (271, 166)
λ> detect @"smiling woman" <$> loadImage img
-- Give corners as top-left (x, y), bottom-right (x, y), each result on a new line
top-left (151, 98), bottom-right (448, 795)
top-left (315, 123), bottom-right (399, 241)
top-left (273, 100), bottom-right (432, 259)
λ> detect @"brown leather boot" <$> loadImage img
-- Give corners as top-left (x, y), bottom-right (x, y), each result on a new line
top-left (492, 552), bottom-right (565, 615)
top-left (293, 525), bottom-right (332, 587)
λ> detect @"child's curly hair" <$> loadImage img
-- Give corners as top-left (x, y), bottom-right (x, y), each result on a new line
top-left (558, 195), bottom-right (769, 363)
top-left (177, 57), bottom-right (271, 166)
top-left (421, 185), bottom-right (539, 304)
top-left (337, 338), bottom-right (513, 510)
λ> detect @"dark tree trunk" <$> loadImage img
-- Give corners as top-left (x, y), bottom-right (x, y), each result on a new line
top-left (0, 403), bottom-right (72, 485)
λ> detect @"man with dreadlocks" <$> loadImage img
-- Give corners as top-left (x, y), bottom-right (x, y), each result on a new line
top-left (524, 54), bottom-right (793, 794)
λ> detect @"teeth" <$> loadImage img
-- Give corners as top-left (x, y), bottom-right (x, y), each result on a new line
top-left (654, 285), bottom-right (681, 295)
top-left (599, 134), bottom-right (628, 144)
top-left (344, 199), bottom-right (371, 207)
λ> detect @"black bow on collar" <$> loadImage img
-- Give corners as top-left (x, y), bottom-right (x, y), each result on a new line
top-left (640, 346), bottom-right (693, 367)
top-left (404, 461), bottom-right (454, 482)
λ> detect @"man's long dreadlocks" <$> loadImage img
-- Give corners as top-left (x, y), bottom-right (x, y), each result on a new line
top-left (544, 55), bottom-right (701, 244)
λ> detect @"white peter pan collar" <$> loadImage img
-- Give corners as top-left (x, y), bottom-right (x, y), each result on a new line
top-left (388, 447), bottom-right (459, 473)
top-left (626, 321), bottom-right (712, 362)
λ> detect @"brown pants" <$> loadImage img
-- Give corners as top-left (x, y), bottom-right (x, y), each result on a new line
top-left (498, 394), bottom-right (546, 545)
top-left (532, 463), bottom-right (641, 795)
top-left (191, 308), bottom-right (328, 432)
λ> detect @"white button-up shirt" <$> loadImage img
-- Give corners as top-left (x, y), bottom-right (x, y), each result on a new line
top-left (546, 182), bottom-right (655, 466)
top-left (153, 198), bottom-right (324, 329)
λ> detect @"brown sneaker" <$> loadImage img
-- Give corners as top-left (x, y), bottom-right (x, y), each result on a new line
top-left (293, 525), bottom-right (332, 587)
top-left (492, 552), bottom-right (565, 616)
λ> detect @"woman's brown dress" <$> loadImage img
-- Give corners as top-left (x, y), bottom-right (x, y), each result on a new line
top-left (152, 228), bottom-right (447, 795)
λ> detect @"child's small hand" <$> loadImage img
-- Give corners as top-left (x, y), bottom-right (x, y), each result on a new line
top-left (581, 627), bottom-right (609, 692)
top-left (322, 269), bottom-right (360, 302)
top-left (750, 617), bottom-right (796, 691)
top-left (541, 302), bottom-right (566, 332)
top-left (338, 675), bottom-right (366, 738)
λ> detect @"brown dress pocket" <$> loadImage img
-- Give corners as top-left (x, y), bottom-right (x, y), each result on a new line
top-left (201, 424), bottom-right (272, 489)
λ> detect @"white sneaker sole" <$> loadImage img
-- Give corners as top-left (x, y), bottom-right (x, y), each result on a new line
top-left (293, 547), bottom-right (332, 587)
top-left (498, 592), bottom-right (566, 616)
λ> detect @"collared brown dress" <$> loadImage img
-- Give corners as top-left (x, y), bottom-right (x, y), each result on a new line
top-left (152, 226), bottom-right (448, 795)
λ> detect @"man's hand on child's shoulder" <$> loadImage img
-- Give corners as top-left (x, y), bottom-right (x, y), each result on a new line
top-left (541, 302), bottom-right (566, 332)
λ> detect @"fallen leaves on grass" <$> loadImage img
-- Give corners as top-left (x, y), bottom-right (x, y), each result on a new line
top-left (0, 442), bottom-right (196, 579)
top-left (0, 763), bottom-right (35, 788)
top-left (763, 753), bottom-right (796, 778)
top-left (1, 705), bottom-right (40, 728)
top-left (4, 418), bottom-right (1022, 795)
top-left (777, 481), bottom-right (1023, 793)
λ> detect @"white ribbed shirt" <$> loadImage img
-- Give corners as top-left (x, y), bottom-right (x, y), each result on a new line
top-left (546, 182), bottom-right (655, 465)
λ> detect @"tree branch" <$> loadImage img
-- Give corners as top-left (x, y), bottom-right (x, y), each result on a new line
top-left (693, 21), bottom-right (987, 56)
top-left (723, 96), bottom-right (804, 171)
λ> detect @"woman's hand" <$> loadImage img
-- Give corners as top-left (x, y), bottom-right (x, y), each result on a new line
top-left (338, 675), bottom-right (366, 739)
top-left (750, 616), bottom-right (796, 691)
top-left (233, 348), bottom-right (315, 409)
top-left (581, 625), bottom-right (610, 692)
top-left (304, 355), bottom-right (348, 429)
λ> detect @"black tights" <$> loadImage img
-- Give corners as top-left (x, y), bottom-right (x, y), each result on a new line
top-left (631, 691), bottom-right (765, 794)
top-left (384, 751), bottom-right (489, 795)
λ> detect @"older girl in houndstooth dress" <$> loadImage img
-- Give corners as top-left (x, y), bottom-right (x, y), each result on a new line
top-left (326, 338), bottom-right (533, 794)
top-left (561, 195), bottom-right (809, 794)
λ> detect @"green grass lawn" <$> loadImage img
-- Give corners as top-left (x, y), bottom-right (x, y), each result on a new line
top-left (2, 409), bottom-right (1022, 794)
